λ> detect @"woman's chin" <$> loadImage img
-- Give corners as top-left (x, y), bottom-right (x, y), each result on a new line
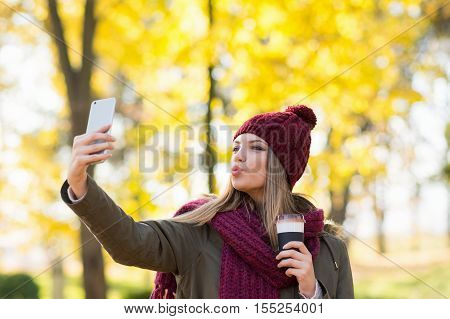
top-left (231, 177), bottom-right (244, 191)
top-left (231, 177), bottom-right (251, 192)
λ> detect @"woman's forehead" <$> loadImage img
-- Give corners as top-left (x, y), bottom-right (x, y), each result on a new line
top-left (234, 133), bottom-right (267, 144)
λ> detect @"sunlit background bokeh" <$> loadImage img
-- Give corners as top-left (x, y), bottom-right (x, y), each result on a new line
top-left (0, 0), bottom-right (449, 299)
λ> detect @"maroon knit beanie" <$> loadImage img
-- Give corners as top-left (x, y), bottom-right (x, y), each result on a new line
top-left (233, 105), bottom-right (317, 190)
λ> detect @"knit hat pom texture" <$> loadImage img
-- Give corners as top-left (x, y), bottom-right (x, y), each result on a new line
top-left (286, 105), bottom-right (317, 129)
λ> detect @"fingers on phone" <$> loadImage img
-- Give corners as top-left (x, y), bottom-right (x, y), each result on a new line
top-left (87, 133), bottom-right (115, 145)
top-left (96, 124), bottom-right (112, 133)
top-left (82, 152), bottom-right (111, 165)
top-left (96, 132), bottom-right (115, 141)
top-left (84, 142), bottom-right (114, 155)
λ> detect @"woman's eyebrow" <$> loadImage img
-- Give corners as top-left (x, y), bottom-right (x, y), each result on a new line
top-left (233, 140), bottom-right (266, 145)
top-left (249, 139), bottom-right (266, 144)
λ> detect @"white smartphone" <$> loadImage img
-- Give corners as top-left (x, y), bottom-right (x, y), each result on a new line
top-left (86, 97), bottom-right (116, 163)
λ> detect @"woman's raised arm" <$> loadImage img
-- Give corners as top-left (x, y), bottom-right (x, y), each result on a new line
top-left (60, 174), bottom-right (202, 275)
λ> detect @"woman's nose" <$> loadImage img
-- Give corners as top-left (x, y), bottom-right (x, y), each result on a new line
top-left (234, 147), bottom-right (245, 161)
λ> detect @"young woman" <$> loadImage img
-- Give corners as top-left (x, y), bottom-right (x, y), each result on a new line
top-left (61, 105), bottom-right (354, 299)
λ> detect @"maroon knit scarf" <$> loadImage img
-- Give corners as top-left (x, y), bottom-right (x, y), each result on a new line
top-left (150, 199), bottom-right (324, 299)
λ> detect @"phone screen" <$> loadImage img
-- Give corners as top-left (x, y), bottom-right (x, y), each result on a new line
top-left (86, 97), bottom-right (116, 156)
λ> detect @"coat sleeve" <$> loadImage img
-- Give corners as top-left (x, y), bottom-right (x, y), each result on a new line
top-left (60, 174), bottom-right (202, 275)
top-left (335, 238), bottom-right (355, 298)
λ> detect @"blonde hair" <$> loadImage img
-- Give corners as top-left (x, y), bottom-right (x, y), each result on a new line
top-left (168, 147), bottom-right (319, 251)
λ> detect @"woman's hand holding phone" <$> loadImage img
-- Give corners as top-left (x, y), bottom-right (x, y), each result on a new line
top-left (67, 124), bottom-right (116, 198)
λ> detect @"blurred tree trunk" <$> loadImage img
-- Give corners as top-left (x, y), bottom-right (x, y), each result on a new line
top-left (205, 65), bottom-right (217, 193)
top-left (411, 181), bottom-right (422, 251)
top-left (373, 177), bottom-right (386, 253)
top-left (445, 113), bottom-right (450, 248)
top-left (204, 0), bottom-right (217, 193)
top-left (329, 184), bottom-right (351, 226)
top-left (326, 124), bottom-right (352, 245)
top-left (328, 183), bottom-right (351, 245)
top-left (445, 107), bottom-right (450, 248)
top-left (50, 254), bottom-right (64, 299)
top-left (47, 0), bottom-right (106, 298)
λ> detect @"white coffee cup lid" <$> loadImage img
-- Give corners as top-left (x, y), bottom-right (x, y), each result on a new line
top-left (276, 220), bottom-right (304, 233)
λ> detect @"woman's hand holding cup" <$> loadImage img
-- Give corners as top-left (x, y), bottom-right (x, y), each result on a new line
top-left (276, 241), bottom-right (316, 298)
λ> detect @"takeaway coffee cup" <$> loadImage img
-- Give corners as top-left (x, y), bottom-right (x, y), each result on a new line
top-left (276, 214), bottom-right (305, 253)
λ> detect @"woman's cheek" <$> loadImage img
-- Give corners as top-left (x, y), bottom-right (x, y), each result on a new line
top-left (246, 170), bottom-right (266, 188)
top-left (249, 161), bottom-right (266, 181)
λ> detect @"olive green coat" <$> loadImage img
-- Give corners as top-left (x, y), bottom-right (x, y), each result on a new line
top-left (60, 174), bottom-right (355, 299)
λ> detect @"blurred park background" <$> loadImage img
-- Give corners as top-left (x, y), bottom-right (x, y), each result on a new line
top-left (0, 0), bottom-right (449, 299)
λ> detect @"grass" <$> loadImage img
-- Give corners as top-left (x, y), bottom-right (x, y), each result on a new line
top-left (351, 234), bottom-right (450, 298)
top-left (33, 264), bottom-right (152, 299)
top-left (355, 261), bottom-right (450, 298)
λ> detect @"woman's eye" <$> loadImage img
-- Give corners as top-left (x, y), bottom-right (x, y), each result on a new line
top-left (232, 146), bottom-right (264, 152)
